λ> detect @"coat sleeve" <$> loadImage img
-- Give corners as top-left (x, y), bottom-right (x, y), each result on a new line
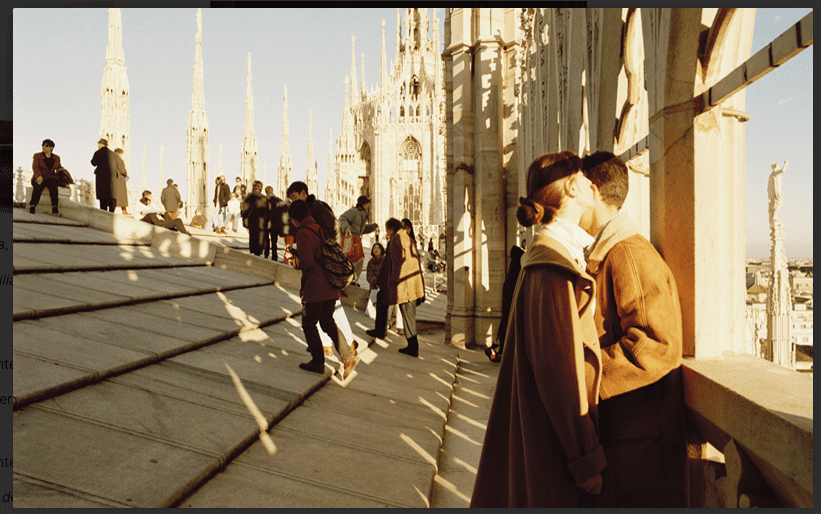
top-left (388, 234), bottom-right (403, 286)
top-left (599, 242), bottom-right (683, 399)
top-left (31, 154), bottom-right (42, 179)
top-left (338, 209), bottom-right (353, 234)
top-left (523, 267), bottom-right (606, 486)
top-left (293, 228), bottom-right (317, 272)
top-left (362, 222), bottom-right (378, 235)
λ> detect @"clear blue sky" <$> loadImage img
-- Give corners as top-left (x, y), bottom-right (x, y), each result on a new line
top-left (13, 8), bottom-right (813, 258)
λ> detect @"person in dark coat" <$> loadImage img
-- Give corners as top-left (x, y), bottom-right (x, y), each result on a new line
top-left (286, 180), bottom-right (340, 244)
top-left (213, 175), bottom-right (231, 225)
top-left (580, 151), bottom-right (688, 507)
top-left (91, 138), bottom-right (119, 212)
top-left (113, 148), bottom-right (129, 215)
top-left (471, 151), bottom-right (604, 508)
top-left (264, 185), bottom-right (287, 260)
top-left (241, 180), bottom-right (270, 256)
top-left (30, 139), bottom-right (62, 215)
top-left (285, 200), bottom-right (358, 379)
top-left (160, 179), bottom-right (182, 219)
top-left (485, 243), bottom-right (525, 363)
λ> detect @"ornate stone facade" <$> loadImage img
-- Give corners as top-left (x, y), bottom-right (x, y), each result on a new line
top-left (445, 8), bottom-right (756, 353)
top-left (328, 9), bottom-right (446, 243)
top-left (186, 8), bottom-right (210, 219)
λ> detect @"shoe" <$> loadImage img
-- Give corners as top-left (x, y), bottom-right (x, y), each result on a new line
top-left (343, 353), bottom-right (360, 380)
top-left (365, 329), bottom-right (386, 339)
top-left (51, 210), bottom-right (62, 217)
top-left (299, 361), bottom-right (325, 373)
top-left (324, 346), bottom-right (333, 356)
top-left (29, 206), bottom-right (36, 214)
top-left (399, 335), bottom-right (419, 358)
top-left (398, 345), bottom-right (418, 358)
top-left (351, 341), bottom-right (359, 354)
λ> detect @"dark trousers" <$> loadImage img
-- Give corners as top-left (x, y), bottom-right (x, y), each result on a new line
top-left (30, 178), bottom-right (60, 209)
top-left (302, 299), bottom-right (343, 364)
top-left (141, 213), bottom-right (189, 235)
top-left (374, 290), bottom-right (389, 335)
top-left (263, 226), bottom-right (278, 260)
top-left (99, 198), bottom-right (117, 212)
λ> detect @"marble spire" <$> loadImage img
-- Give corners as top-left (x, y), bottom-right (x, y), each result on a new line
top-left (350, 36), bottom-right (358, 105)
top-left (360, 53), bottom-right (366, 98)
top-left (326, 127), bottom-right (336, 208)
top-left (186, 7), bottom-right (210, 218)
top-left (766, 160), bottom-right (792, 368)
top-left (380, 19), bottom-right (387, 90)
top-left (141, 146), bottom-right (147, 193)
top-left (100, 8), bottom-right (131, 182)
top-left (277, 85), bottom-right (293, 197)
top-left (395, 9), bottom-right (401, 65)
top-left (306, 110), bottom-right (317, 194)
top-left (241, 53), bottom-right (259, 186)
top-left (158, 145), bottom-right (164, 195)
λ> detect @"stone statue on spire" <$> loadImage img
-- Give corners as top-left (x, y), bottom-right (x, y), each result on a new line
top-left (768, 160), bottom-right (787, 223)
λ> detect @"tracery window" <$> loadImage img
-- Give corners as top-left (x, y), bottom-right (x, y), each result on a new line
top-left (400, 137), bottom-right (422, 226)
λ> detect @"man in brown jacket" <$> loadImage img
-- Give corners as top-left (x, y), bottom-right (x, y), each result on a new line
top-left (580, 151), bottom-right (688, 507)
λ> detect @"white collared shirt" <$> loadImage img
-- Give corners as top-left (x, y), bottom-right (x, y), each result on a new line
top-left (539, 216), bottom-right (596, 270)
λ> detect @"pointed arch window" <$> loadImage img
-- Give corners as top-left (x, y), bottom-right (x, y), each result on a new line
top-left (399, 137), bottom-right (422, 226)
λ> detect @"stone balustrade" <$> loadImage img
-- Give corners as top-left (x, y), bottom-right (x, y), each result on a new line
top-left (683, 354), bottom-right (813, 507)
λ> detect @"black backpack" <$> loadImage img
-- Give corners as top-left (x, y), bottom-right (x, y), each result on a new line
top-left (305, 226), bottom-right (355, 289)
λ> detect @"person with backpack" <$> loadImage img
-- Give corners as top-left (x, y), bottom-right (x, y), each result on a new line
top-left (286, 180), bottom-right (358, 362)
top-left (285, 200), bottom-right (358, 380)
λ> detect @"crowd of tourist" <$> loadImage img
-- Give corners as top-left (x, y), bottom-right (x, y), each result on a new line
top-left (30, 137), bottom-right (686, 508)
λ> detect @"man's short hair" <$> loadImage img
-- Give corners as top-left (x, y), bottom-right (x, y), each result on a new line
top-left (42, 139), bottom-right (55, 147)
top-left (142, 190), bottom-right (152, 198)
top-left (286, 181), bottom-right (309, 197)
top-left (582, 151), bottom-right (629, 208)
top-left (264, 185), bottom-right (274, 194)
top-left (167, 178), bottom-right (174, 185)
top-left (385, 217), bottom-right (402, 233)
top-left (288, 199), bottom-right (310, 222)
top-left (114, 148), bottom-right (124, 155)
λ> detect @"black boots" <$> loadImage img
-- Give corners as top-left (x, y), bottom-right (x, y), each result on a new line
top-left (398, 336), bottom-right (419, 358)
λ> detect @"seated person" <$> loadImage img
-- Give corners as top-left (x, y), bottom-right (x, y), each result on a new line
top-left (140, 211), bottom-right (190, 235)
top-left (190, 208), bottom-right (208, 229)
top-left (133, 190), bottom-right (159, 220)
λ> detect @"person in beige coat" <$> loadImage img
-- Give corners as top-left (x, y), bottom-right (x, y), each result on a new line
top-left (367, 217), bottom-right (425, 356)
top-left (472, 151), bottom-right (605, 507)
top-left (580, 151), bottom-right (688, 507)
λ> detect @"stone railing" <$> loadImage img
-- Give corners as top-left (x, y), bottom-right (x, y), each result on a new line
top-left (683, 354), bottom-right (812, 507)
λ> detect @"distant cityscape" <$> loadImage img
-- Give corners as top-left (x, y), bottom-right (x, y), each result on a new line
top-left (746, 257), bottom-right (813, 374)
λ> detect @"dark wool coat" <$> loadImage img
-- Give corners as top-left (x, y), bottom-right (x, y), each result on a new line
top-left (305, 195), bottom-right (340, 244)
top-left (377, 230), bottom-right (424, 306)
top-left (471, 231), bottom-right (605, 508)
top-left (214, 182), bottom-right (231, 208)
top-left (32, 152), bottom-right (62, 182)
top-left (293, 215), bottom-right (339, 304)
top-left (267, 194), bottom-right (289, 238)
top-left (366, 255), bottom-right (383, 290)
top-left (242, 192), bottom-right (270, 256)
top-left (584, 212), bottom-right (689, 507)
top-left (91, 146), bottom-right (119, 200)
top-left (114, 153), bottom-right (129, 208)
